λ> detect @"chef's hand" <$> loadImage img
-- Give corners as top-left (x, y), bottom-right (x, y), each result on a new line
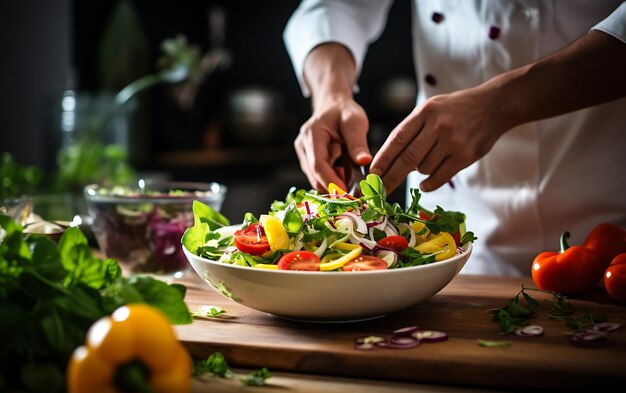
top-left (295, 96), bottom-right (371, 192)
top-left (297, 43), bottom-right (372, 192)
top-left (370, 86), bottom-right (508, 194)
top-left (370, 30), bottom-right (626, 194)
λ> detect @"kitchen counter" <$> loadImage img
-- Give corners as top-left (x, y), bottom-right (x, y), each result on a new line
top-left (173, 271), bottom-right (626, 392)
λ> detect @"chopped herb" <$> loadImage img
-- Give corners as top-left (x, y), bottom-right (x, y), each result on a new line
top-left (487, 286), bottom-right (607, 334)
top-left (192, 305), bottom-right (226, 318)
top-left (193, 352), bottom-right (271, 386)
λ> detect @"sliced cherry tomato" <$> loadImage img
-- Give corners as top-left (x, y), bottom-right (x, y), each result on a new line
top-left (451, 231), bottom-right (461, 247)
top-left (418, 210), bottom-right (433, 221)
top-left (234, 223), bottom-right (271, 255)
top-left (604, 253), bottom-right (626, 304)
top-left (342, 255), bottom-right (388, 271)
top-left (377, 235), bottom-right (409, 252)
top-left (277, 250), bottom-right (320, 271)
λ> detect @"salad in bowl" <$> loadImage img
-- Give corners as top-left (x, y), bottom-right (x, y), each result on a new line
top-left (183, 174), bottom-right (475, 273)
top-left (182, 174), bottom-right (476, 321)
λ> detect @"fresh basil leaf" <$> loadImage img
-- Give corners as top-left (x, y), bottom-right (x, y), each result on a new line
top-left (126, 275), bottom-right (192, 324)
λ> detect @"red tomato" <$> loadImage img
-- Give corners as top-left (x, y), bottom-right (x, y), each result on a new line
top-left (377, 235), bottom-right (409, 252)
top-left (583, 223), bottom-right (626, 269)
top-left (418, 210), bottom-right (433, 221)
top-left (451, 231), bottom-right (461, 247)
top-left (604, 253), bottom-right (626, 304)
top-left (234, 223), bottom-right (271, 255)
top-left (342, 255), bottom-right (388, 271)
top-left (277, 251), bottom-right (320, 271)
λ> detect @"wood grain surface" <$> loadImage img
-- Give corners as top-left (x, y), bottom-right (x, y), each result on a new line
top-left (174, 272), bottom-right (626, 392)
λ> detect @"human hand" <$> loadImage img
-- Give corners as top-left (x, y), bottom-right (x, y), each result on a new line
top-left (370, 86), bottom-right (508, 193)
top-left (295, 96), bottom-right (372, 192)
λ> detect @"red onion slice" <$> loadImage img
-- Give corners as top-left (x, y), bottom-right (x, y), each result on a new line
top-left (412, 330), bottom-right (449, 343)
top-left (515, 325), bottom-right (544, 337)
top-left (393, 326), bottom-right (419, 337)
top-left (592, 322), bottom-right (622, 332)
top-left (376, 337), bottom-right (420, 349)
top-left (570, 331), bottom-right (614, 347)
top-left (336, 211), bottom-right (368, 234)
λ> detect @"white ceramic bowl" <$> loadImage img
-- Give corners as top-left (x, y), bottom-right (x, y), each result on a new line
top-left (183, 242), bottom-right (472, 322)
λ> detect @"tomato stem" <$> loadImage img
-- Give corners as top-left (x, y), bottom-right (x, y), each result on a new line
top-left (560, 231), bottom-right (571, 254)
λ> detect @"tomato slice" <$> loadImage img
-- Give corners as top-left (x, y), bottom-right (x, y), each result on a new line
top-left (277, 251), bottom-right (321, 271)
top-left (234, 223), bottom-right (271, 255)
top-left (342, 255), bottom-right (388, 271)
top-left (377, 235), bottom-right (409, 252)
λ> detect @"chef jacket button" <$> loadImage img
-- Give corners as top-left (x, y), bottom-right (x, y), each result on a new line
top-left (488, 26), bottom-right (501, 40)
top-left (431, 12), bottom-right (444, 24)
top-left (424, 74), bottom-right (437, 86)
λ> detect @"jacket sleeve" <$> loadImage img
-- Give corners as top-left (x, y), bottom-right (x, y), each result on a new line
top-left (283, 0), bottom-right (395, 96)
top-left (591, 1), bottom-right (626, 44)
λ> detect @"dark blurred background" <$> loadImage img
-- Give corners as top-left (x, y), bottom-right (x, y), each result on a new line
top-left (0, 0), bottom-right (416, 220)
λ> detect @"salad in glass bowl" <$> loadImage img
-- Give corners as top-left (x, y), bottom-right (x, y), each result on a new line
top-left (85, 180), bottom-right (226, 278)
top-left (183, 174), bottom-right (475, 273)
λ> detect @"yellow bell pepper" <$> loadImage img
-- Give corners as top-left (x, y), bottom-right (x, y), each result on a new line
top-left (320, 246), bottom-right (362, 271)
top-left (254, 263), bottom-right (279, 270)
top-left (260, 215), bottom-right (290, 251)
top-left (410, 221), bottom-right (431, 243)
top-left (414, 232), bottom-right (457, 261)
top-left (67, 304), bottom-right (191, 393)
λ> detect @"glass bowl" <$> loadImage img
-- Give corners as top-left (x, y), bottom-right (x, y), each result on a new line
top-left (85, 180), bottom-right (226, 278)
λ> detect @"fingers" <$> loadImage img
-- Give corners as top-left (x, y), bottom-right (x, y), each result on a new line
top-left (340, 108), bottom-right (372, 166)
top-left (370, 109), bottom-right (427, 193)
top-left (295, 122), bottom-right (345, 192)
top-left (419, 156), bottom-right (457, 192)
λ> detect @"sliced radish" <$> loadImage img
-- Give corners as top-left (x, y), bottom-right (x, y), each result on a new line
top-left (592, 322), bottom-right (622, 333)
top-left (393, 326), bottom-right (419, 337)
top-left (412, 330), bottom-right (449, 343)
top-left (515, 325), bottom-right (544, 337)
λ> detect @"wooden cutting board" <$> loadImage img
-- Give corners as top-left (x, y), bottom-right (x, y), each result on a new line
top-left (174, 273), bottom-right (626, 391)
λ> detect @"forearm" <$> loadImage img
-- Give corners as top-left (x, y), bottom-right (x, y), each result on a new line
top-left (303, 43), bottom-right (357, 110)
top-left (484, 30), bottom-right (626, 130)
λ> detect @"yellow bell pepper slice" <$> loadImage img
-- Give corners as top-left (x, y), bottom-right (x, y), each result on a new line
top-left (328, 182), bottom-right (347, 196)
top-left (254, 263), bottom-right (279, 270)
top-left (260, 215), bottom-right (290, 251)
top-left (414, 232), bottom-right (457, 261)
top-left (334, 242), bottom-right (360, 251)
top-left (320, 246), bottom-right (362, 271)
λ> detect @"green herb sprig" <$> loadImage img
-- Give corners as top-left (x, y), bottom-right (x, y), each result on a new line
top-left (488, 286), bottom-right (606, 334)
top-left (193, 352), bottom-right (271, 386)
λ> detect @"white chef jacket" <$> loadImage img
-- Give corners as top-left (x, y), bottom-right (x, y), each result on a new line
top-left (284, 0), bottom-right (626, 276)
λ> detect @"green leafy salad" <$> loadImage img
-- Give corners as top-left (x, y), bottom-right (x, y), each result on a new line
top-left (183, 174), bottom-right (476, 272)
